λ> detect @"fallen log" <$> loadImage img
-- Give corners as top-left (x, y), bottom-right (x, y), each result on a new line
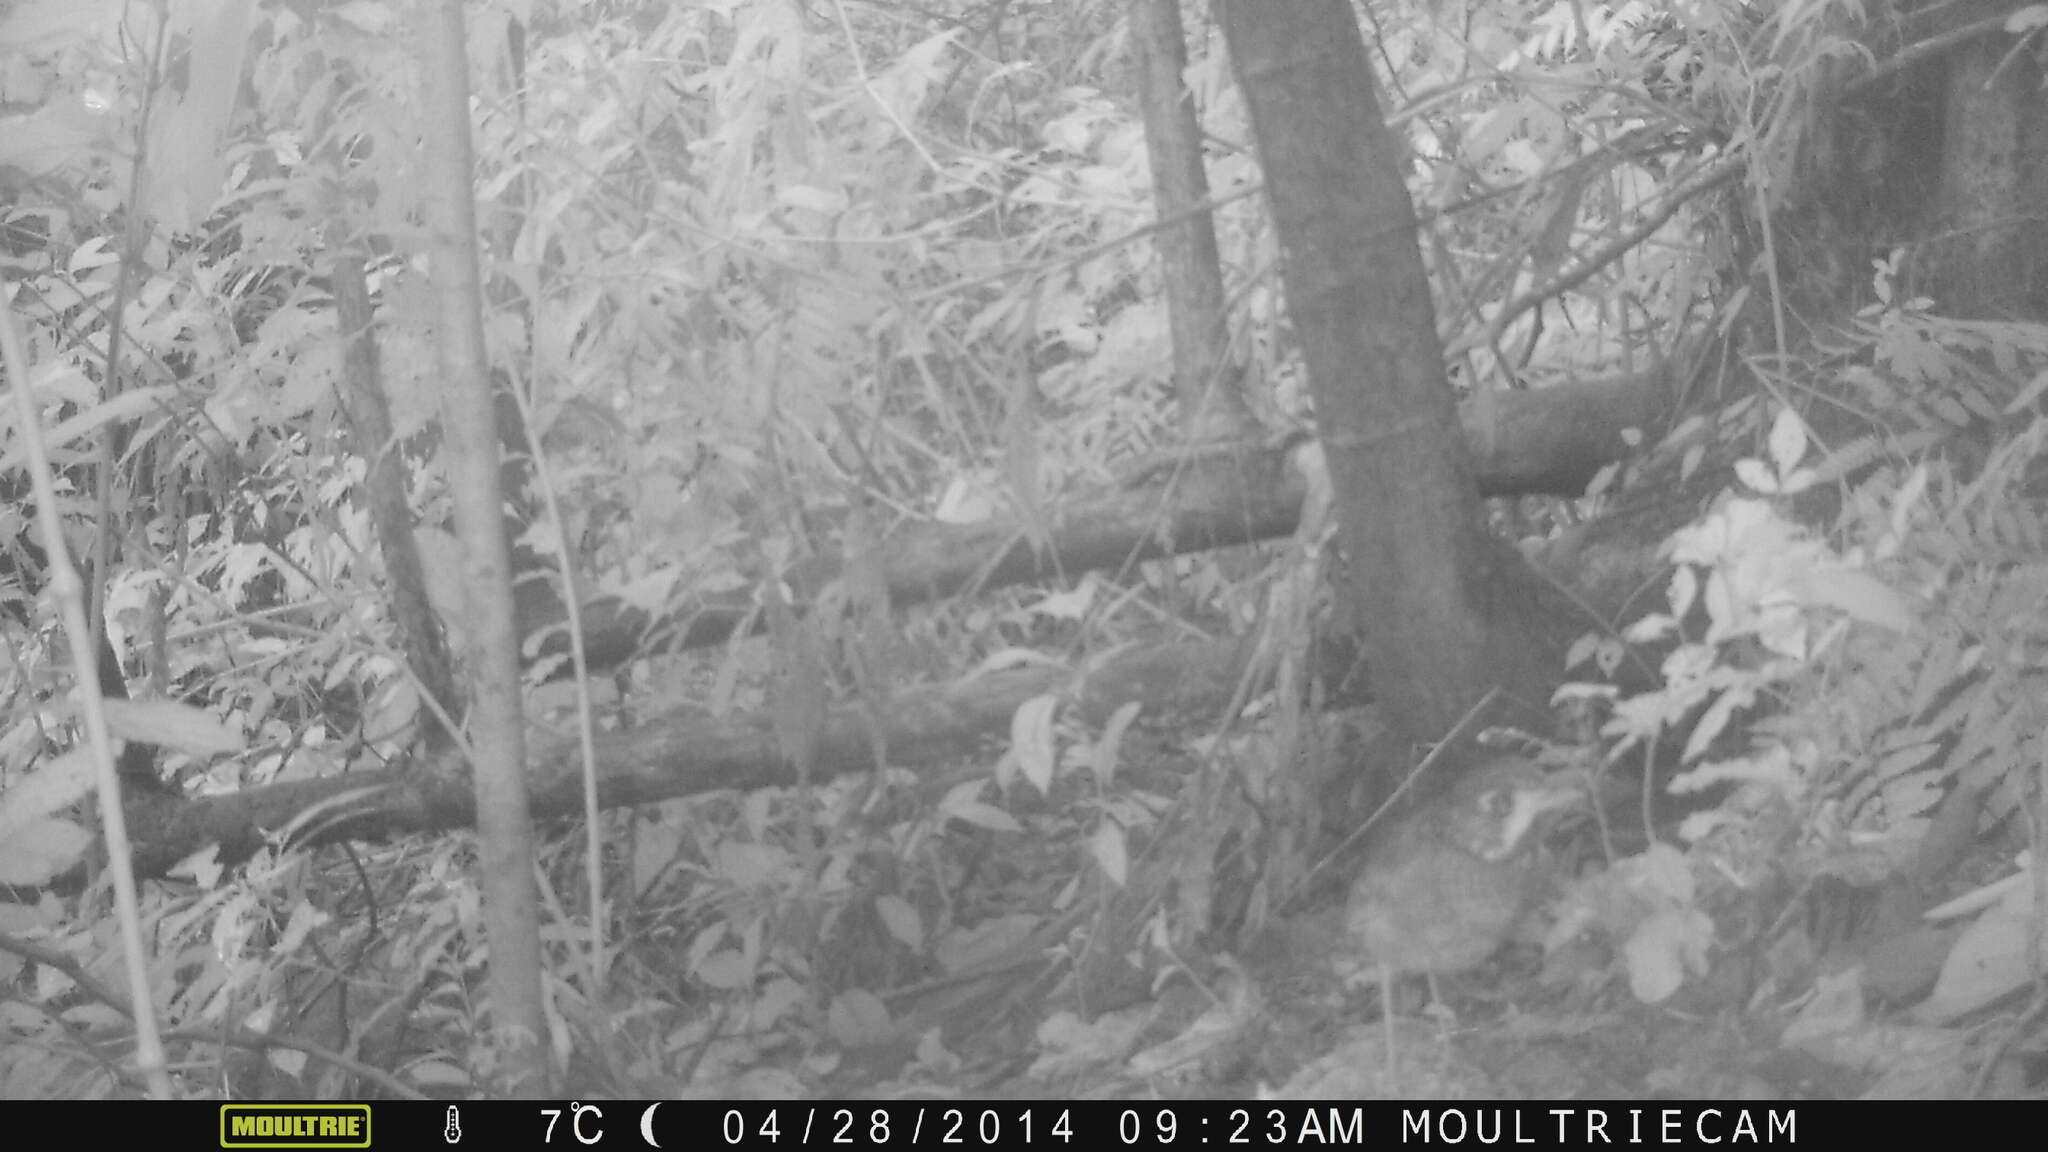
top-left (548, 371), bottom-right (1669, 671)
top-left (132, 638), bottom-right (1280, 877)
top-left (129, 373), bottom-right (1675, 876)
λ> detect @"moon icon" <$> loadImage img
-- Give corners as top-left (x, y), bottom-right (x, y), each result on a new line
top-left (640, 1103), bottom-right (661, 1147)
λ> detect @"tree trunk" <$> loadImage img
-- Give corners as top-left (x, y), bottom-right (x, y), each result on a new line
top-left (1218, 0), bottom-right (1561, 745)
top-left (1783, 8), bottom-right (2048, 320)
top-left (1130, 0), bottom-right (1257, 438)
top-left (415, 0), bottom-right (548, 1095)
